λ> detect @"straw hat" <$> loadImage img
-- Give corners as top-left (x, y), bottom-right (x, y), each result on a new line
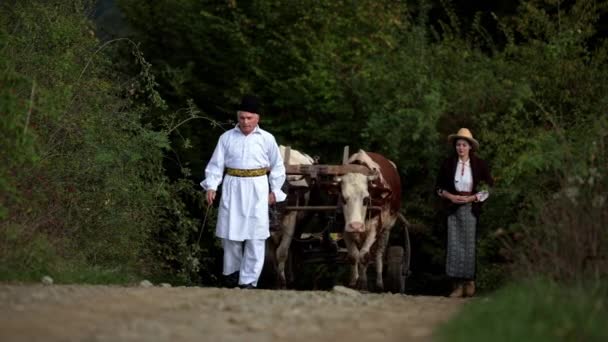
top-left (448, 128), bottom-right (479, 150)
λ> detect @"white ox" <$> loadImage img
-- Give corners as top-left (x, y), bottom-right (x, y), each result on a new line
top-left (335, 150), bottom-right (402, 291)
top-left (269, 145), bottom-right (315, 288)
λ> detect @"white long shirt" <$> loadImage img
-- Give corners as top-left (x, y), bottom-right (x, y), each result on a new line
top-left (201, 125), bottom-right (286, 241)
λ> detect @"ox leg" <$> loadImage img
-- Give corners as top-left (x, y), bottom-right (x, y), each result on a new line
top-left (357, 261), bottom-right (369, 291)
top-left (276, 211), bottom-right (296, 289)
top-left (344, 233), bottom-right (360, 288)
top-left (359, 224), bottom-right (377, 265)
top-left (355, 223), bottom-right (379, 291)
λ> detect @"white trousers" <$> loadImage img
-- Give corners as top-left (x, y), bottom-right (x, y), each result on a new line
top-left (222, 238), bottom-right (266, 286)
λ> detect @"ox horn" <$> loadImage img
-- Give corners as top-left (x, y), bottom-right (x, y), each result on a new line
top-left (367, 173), bottom-right (379, 181)
top-left (334, 175), bottom-right (342, 183)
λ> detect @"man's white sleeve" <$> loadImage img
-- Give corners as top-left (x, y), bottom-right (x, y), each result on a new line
top-left (200, 137), bottom-right (225, 191)
top-left (267, 137), bottom-right (287, 202)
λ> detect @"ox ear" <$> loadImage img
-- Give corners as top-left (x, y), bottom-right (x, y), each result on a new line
top-left (371, 186), bottom-right (392, 199)
top-left (379, 188), bottom-right (392, 198)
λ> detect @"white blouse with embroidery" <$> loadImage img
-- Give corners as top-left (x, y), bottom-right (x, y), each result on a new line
top-left (453, 158), bottom-right (489, 202)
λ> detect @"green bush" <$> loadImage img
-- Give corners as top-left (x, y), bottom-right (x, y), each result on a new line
top-left (5, 0), bottom-right (606, 288)
top-left (0, 0), bottom-right (215, 284)
top-left (510, 118), bottom-right (608, 283)
top-left (115, 0), bottom-right (608, 288)
top-left (436, 279), bottom-right (608, 341)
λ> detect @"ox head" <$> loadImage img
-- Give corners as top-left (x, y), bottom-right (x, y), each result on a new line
top-left (334, 173), bottom-right (379, 233)
top-left (280, 145), bottom-right (314, 186)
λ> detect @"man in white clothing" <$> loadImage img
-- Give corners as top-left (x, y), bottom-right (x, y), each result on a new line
top-left (201, 95), bottom-right (286, 289)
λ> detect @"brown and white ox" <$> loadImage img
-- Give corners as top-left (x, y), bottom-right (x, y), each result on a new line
top-left (335, 150), bottom-right (401, 291)
top-left (268, 145), bottom-right (315, 288)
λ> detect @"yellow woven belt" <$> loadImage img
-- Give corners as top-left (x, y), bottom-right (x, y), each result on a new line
top-left (225, 167), bottom-right (268, 177)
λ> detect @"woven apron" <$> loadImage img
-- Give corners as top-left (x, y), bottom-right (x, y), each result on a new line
top-left (446, 203), bottom-right (477, 279)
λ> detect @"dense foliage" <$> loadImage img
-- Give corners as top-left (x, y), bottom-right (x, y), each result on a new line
top-left (1, 0), bottom-right (606, 289)
top-left (0, 0), bottom-right (213, 284)
top-left (116, 0), bottom-right (608, 289)
top-left (437, 279), bottom-right (608, 341)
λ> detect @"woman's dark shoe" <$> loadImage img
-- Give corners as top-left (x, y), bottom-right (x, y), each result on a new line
top-left (239, 283), bottom-right (256, 289)
top-left (464, 281), bottom-right (476, 297)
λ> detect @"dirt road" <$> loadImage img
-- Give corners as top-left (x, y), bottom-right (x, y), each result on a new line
top-left (0, 284), bottom-right (465, 342)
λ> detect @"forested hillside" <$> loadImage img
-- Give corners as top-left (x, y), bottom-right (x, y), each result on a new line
top-left (1, 0), bottom-right (211, 285)
top-left (2, 0), bottom-right (607, 295)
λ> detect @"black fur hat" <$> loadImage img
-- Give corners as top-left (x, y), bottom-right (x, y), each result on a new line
top-left (238, 94), bottom-right (260, 114)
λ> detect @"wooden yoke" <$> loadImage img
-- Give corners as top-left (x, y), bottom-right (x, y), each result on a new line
top-left (282, 145), bottom-right (384, 212)
top-left (284, 164), bottom-right (373, 177)
top-left (284, 145), bottom-right (373, 178)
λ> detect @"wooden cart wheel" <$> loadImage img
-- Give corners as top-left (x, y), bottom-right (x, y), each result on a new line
top-left (385, 246), bottom-right (405, 293)
top-left (385, 217), bottom-right (411, 294)
top-left (402, 220), bottom-right (411, 279)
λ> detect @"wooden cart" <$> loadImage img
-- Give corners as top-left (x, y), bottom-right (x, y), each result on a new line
top-left (268, 147), bottom-right (411, 293)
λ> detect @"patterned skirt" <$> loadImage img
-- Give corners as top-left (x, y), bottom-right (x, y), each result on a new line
top-left (446, 203), bottom-right (477, 279)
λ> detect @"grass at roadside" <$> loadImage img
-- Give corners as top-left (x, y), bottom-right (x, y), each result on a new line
top-left (0, 225), bottom-right (140, 285)
top-left (0, 260), bottom-right (137, 285)
top-left (435, 279), bottom-right (608, 342)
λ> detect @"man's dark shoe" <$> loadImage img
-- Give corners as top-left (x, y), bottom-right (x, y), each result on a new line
top-left (223, 272), bottom-right (239, 288)
top-left (239, 283), bottom-right (256, 289)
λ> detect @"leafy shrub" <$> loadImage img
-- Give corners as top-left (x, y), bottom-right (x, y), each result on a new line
top-left (113, 0), bottom-right (608, 288)
top-left (0, 0), bottom-right (217, 284)
top-left (511, 119), bottom-right (608, 283)
top-left (436, 279), bottom-right (608, 341)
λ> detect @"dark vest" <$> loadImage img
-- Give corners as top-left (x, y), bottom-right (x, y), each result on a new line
top-left (435, 155), bottom-right (493, 218)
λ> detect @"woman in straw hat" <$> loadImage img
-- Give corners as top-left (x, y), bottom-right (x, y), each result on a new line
top-left (435, 128), bottom-right (494, 297)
